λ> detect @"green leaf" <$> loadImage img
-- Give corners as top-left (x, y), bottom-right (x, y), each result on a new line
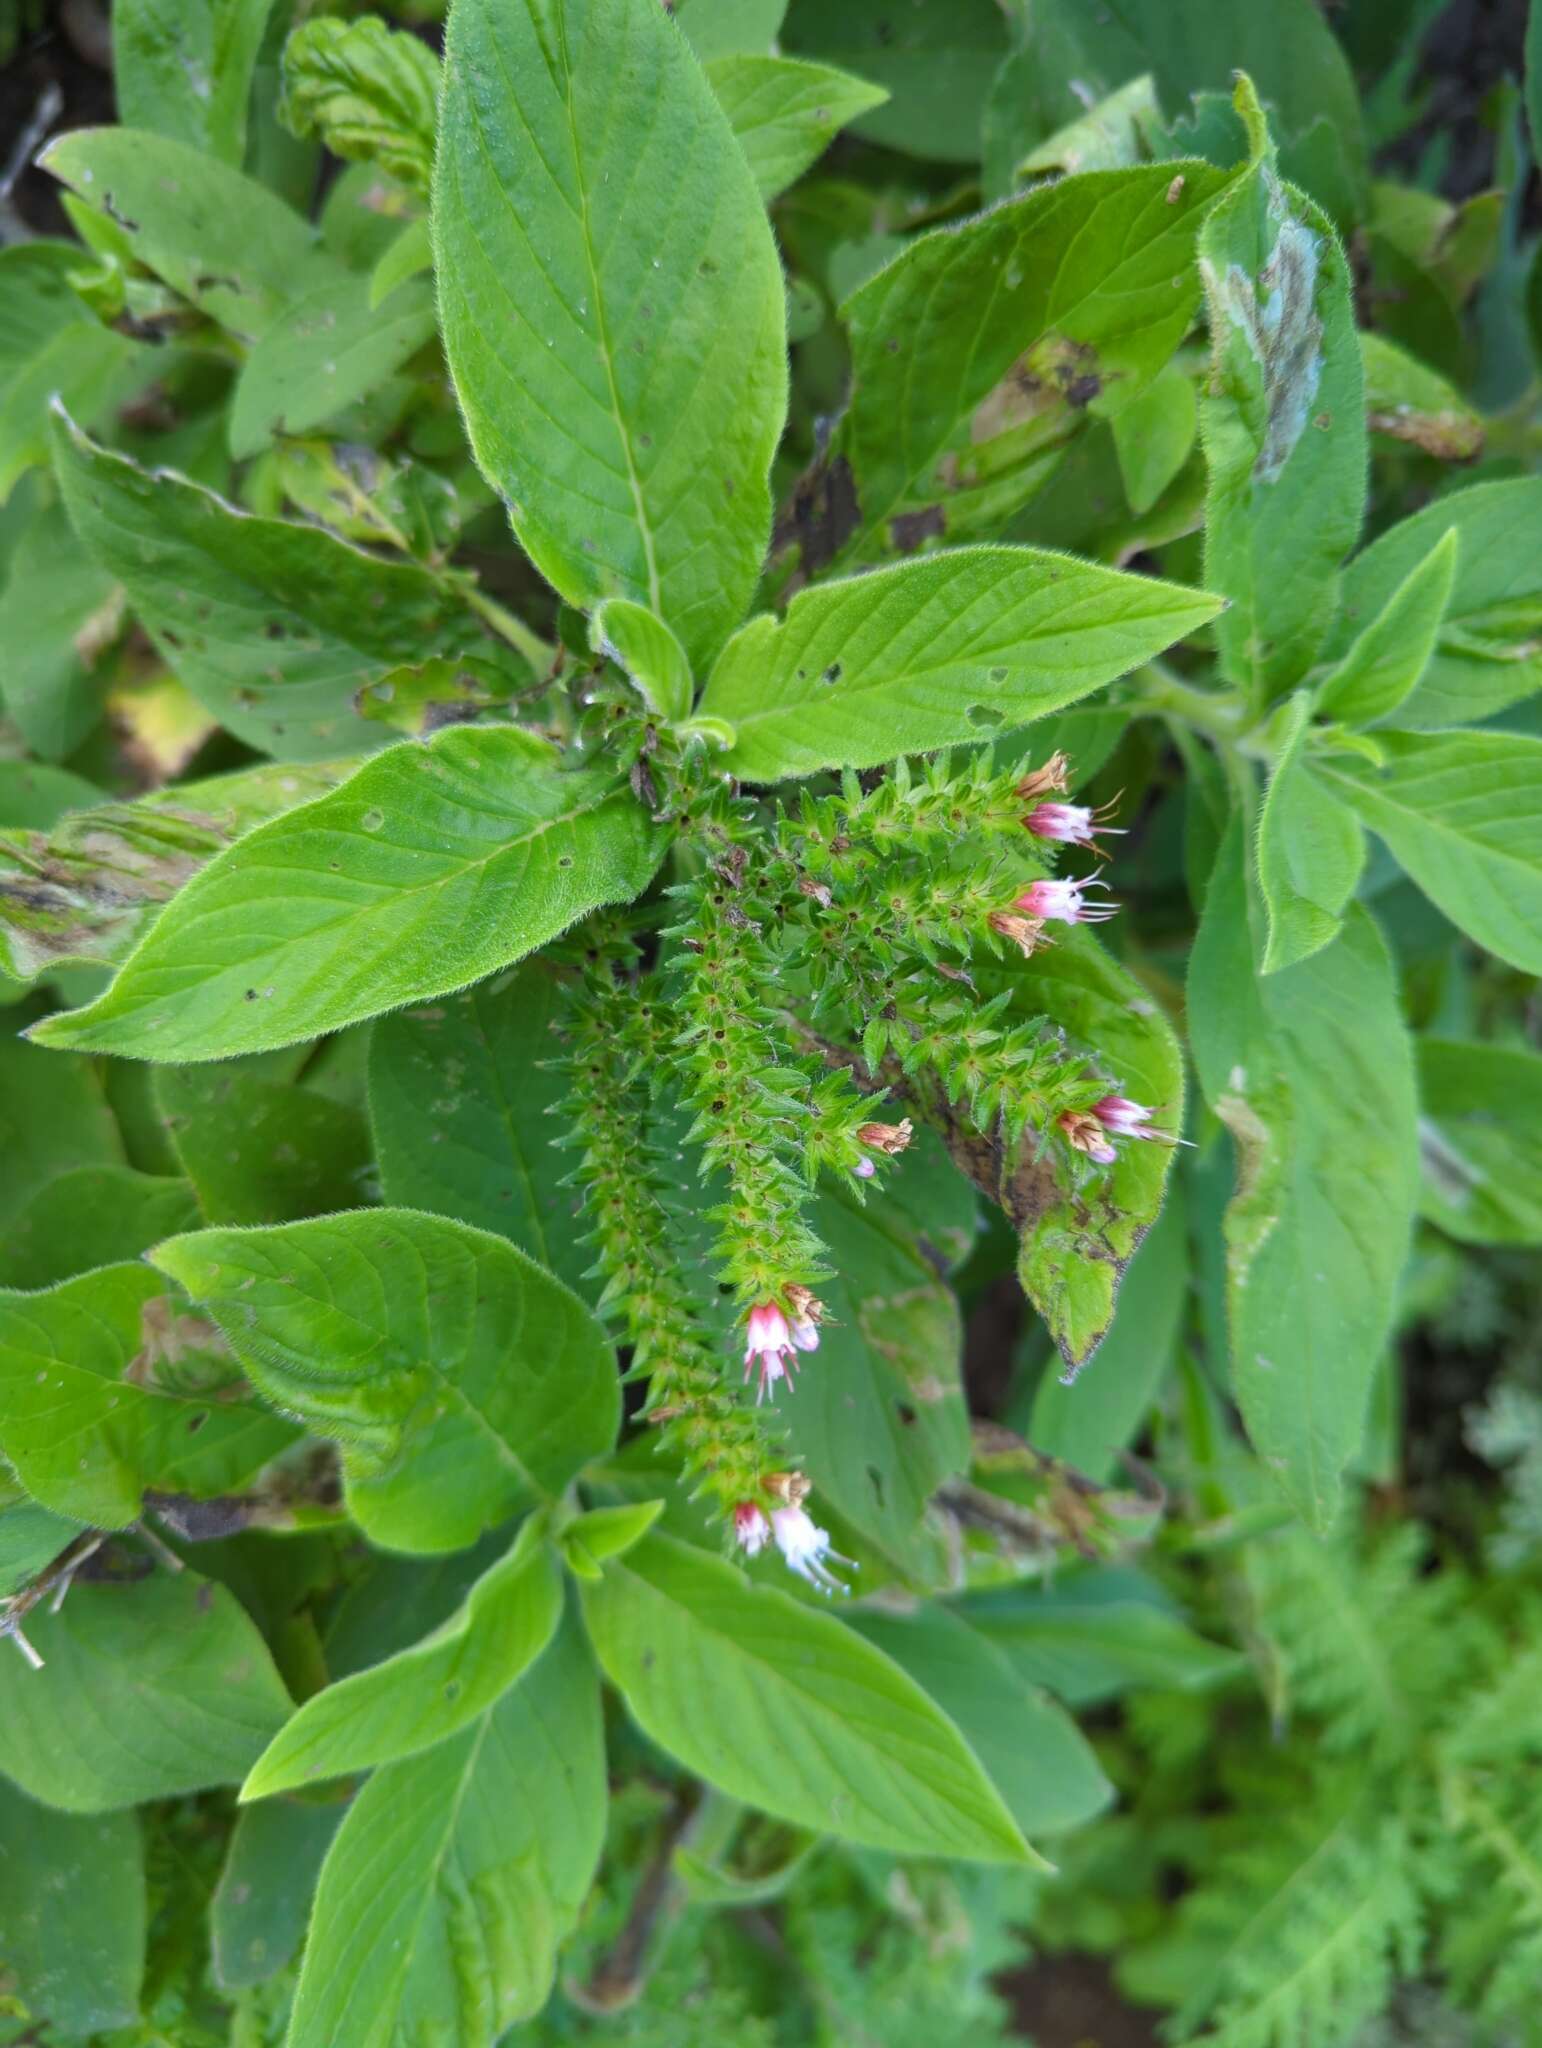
top-left (0, 757), bottom-right (352, 984)
top-left (0, 496), bottom-right (116, 759)
top-left (706, 53), bottom-right (888, 201)
top-left (1008, 935), bottom-right (1186, 1380)
top-left (1189, 821), bottom-right (1418, 1530)
top-left (40, 128), bottom-right (330, 341)
top-left (847, 1605), bottom-right (1113, 1836)
top-left (0, 1166), bottom-right (199, 1291)
top-left (591, 596), bottom-right (694, 723)
top-left (0, 244), bottom-right (142, 504)
top-left (1256, 692), bottom-right (1366, 972)
top-left (243, 1518), bottom-right (561, 1799)
top-left (369, 967), bottom-right (597, 1304)
top-left (0, 1495), bottom-right (80, 1600)
top-left (1018, 73), bottom-right (1163, 180)
top-left (229, 273), bottom-right (437, 458)
top-left (1416, 1038), bottom-right (1542, 1247)
top-left (1111, 358), bottom-right (1199, 517)
top-left (0, 1779), bottom-right (145, 2032)
top-left (150, 1208), bottom-right (620, 1554)
top-left (1360, 330), bottom-right (1484, 461)
top-left (833, 161), bottom-right (1232, 559)
top-left (675, 0), bottom-right (787, 59)
top-left (113, 0), bottom-right (276, 164)
top-left (0, 1262), bottom-right (294, 1526)
top-left (49, 413), bottom-right (464, 760)
top-left (1319, 480), bottom-right (1542, 728)
top-left (0, 1568), bottom-right (291, 1812)
top-left (1199, 94), bottom-right (1366, 702)
top-left (288, 1606), bottom-right (606, 2047)
top-left (580, 1531), bottom-right (1033, 1863)
top-left (0, 1010), bottom-right (122, 1229)
top-left (1317, 527), bottom-right (1459, 727)
top-left (781, 0), bottom-right (1006, 163)
top-left (156, 1064), bottom-right (373, 1225)
top-left (952, 1574), bottom-right (1240, 1705)
top-left (33, 728), bottom-right (662, 1060)
top-left (559, 1499), bottom-right (664, 1578)
top-left (1318, 731), bottom-right (1542, 976)
top-left (699, 545), bottom-right (1220, 782)
top-left (211, 1798), bottom-right (342, 1990)
top-left (0, 759), bottom-right (102, 832)
top-left (280, 14), bottom-right (440, 198)
top-left (1028, 1176), bottom-right (1189, 1481)
top-left (790, 1187), bottom-right (969, 1578)
top-left (434, 0), bottom-right (787, 671)
top-left (370, 215), bottom-right (433, 307)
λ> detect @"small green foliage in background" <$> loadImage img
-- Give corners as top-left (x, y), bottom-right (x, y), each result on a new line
top-left (1, 0), bottom-right (1541, 2041)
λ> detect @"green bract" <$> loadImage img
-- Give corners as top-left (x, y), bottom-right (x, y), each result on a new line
top-left (1, 6), bottom-right (1540, 2040)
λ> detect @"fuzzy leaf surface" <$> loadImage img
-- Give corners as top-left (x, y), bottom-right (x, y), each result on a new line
top-left (706, 53), bottom-right (888, 199)
top-left (434, 0), bottom-right (787, 670)
top-left (151, 1209), bottom-right (620, 1553)
top-left (0, 1780), bottom-right (146, 2032)
top-left (1199, 128), bottom-right (1366, 701)
top-left (1189, 823), bottom-right (1417, 1529)
top-left (700, 545), bottom-right (1221, 781)
top-left (0, 1570), bottom-right (291, 1812)
top-left (1318, 731), bottom-right (1542, 975)
top-left (50, 414), bottom-right (463, 760)
top-left (1319, 480), bottom-right (1542, 727)
top-left (113, 0), bottom-right (276, 163)
top-left (369, 967), bottom-right (596, 1303)
top-left (288, 1610), bottom-right (605, 2048)
top-left (1256, 692), bottom-right (1366, 972)
top-left (581, 1531), bottom-right (1033, 1862)
top-left (33, 729), bottom-right (662, 1060)
top-left (831, 161), bottom-right (1231, 560)
top-left (1316, 527), bottom-right (1459, 726)
top-left (243, 1518), bottom-right (561, 1797)
top-left (1416, 1038), bottom-right (1542, 1247)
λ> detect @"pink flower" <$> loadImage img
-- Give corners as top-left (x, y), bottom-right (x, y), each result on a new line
top-left (1025, 799), bottom-right (1125, 852)
top-left (1015, 876), bottom-right (1118, 926)
top-left (733, 1502), bottom-right (771, 1555)
top-left (742, 1297), bottom-right (821, 1405)
top-left (1093, 1095), bottom-right (1158, 1137)
top-left (853, 1155), bottom-right (876, 1179)
top-left (771, 1504), bottom-right (854, 1595)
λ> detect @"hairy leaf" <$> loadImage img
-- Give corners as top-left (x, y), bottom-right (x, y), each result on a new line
top-left (113, 0), bottom-right (276, 164)
top-left (0, 1569), bottom-right (291, 1812)
top-left (244, 1518), bottom-right (560, 1798)
top-left (1320, 480), bottom-right (1542, 727)
top-left (1318, 731), bottom-right (1542, 976)
top-left (151, 1208), bottom-right (620, 1553)
top-left (435, 0), bottom-right (787, 670)
top-left (700, 545), bottom-right (1221, 781)
top-left (1189, 822), bottom-right (1417, 1530)
top-left (1416, 1038), bottom-right (1542, 1247)
top-left (0, 757), bottom-right (351, 983)
top-left (211, 1799), bottom-right (342, 1990)
top-left (0, 1262), bottom-right (295, 1525)
top-left (1256, 692), bottom-right (1365, 972)
top-left (230, 272), bottom-right (437, 458)
top-left (288, 1608), bottom-right (605, 2047)
top-left (1199, 94), bottom-right (1366, 702)
top-left (0, 245), bottom-right (142, 503)
top-left (830, 161), bottom-right (1231, 560)
top-left (369, 966), bottom-right (596, 1303)
top-left (50, 413), bottom-right (465, 760)
top-left (581, 1531), bottom-right (1034, 1862)
top-left (0, 496), bottom-right (117, 759)
top-left (706, 53), bottom-right (888, 200)
top-left (1317, 527), bottom-right (1460, 726)
top-left (0, 1779), bottom-right (145, 2032)
top-left (280, 14), bottom-right (440, 196)
top-left (33, 728), bottom-right (663, 1060)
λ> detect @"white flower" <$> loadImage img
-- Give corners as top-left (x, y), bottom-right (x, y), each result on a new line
top-left (771, 1504), bottom-right (854, 1595)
